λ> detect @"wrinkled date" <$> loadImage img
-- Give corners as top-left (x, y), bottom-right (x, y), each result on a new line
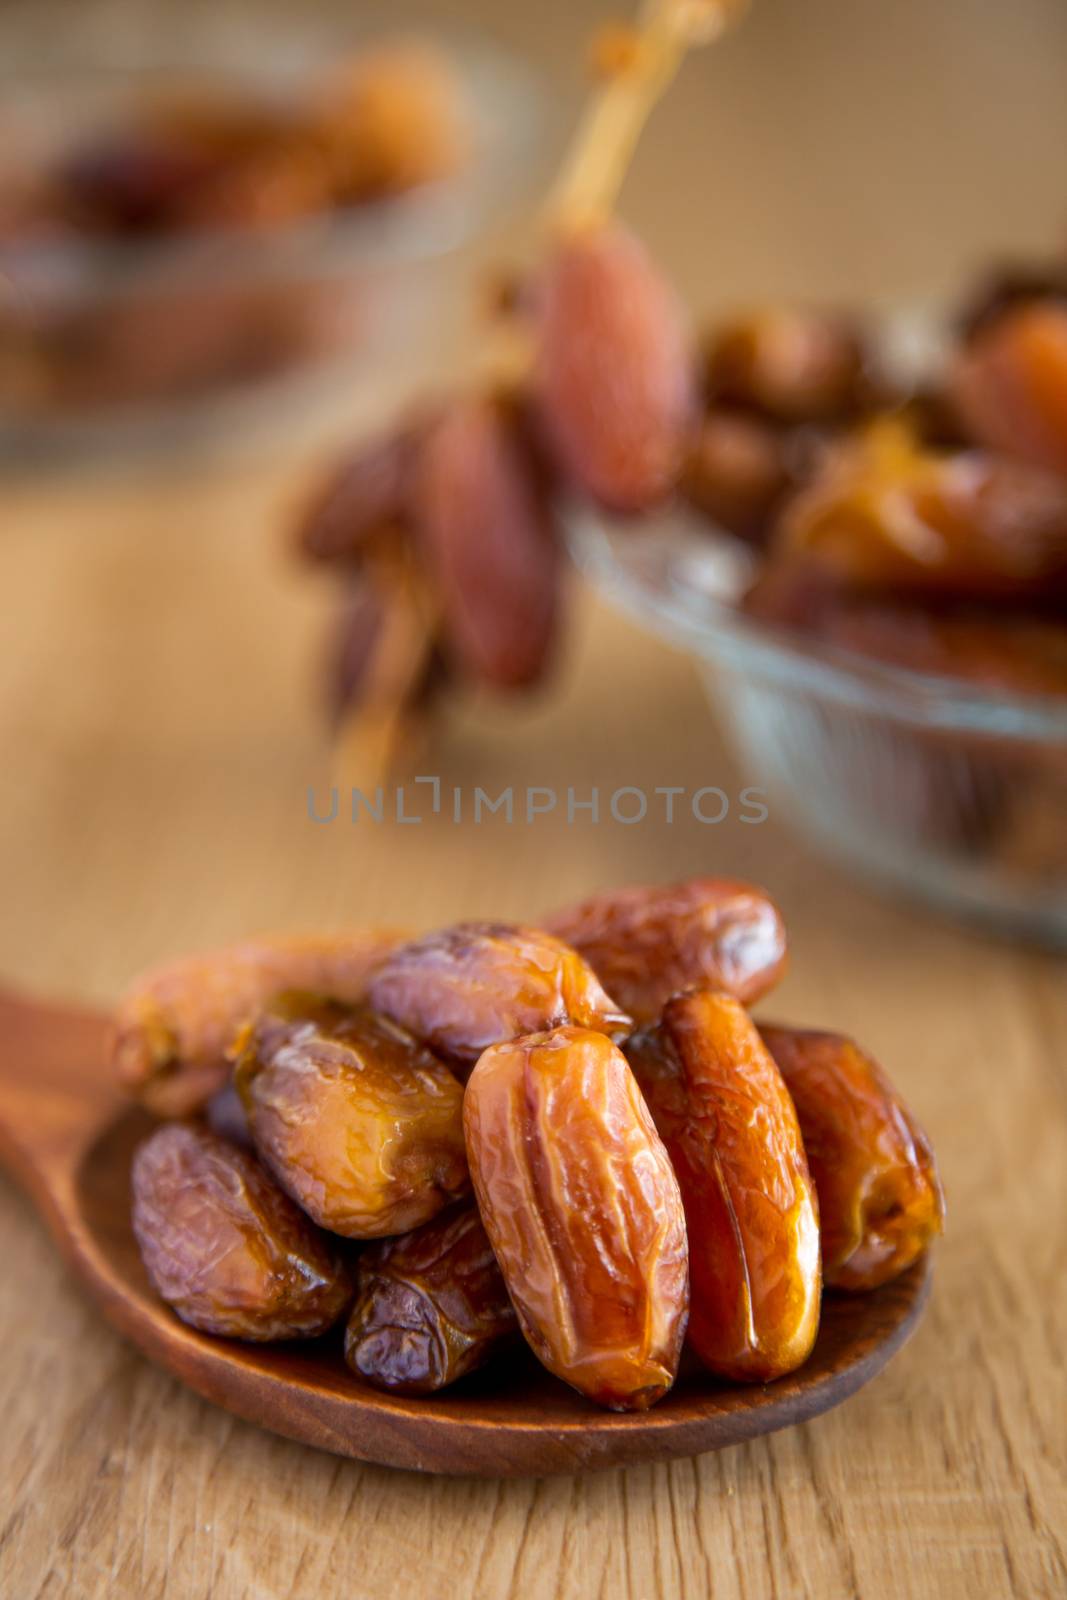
top-left (534, 221), bottom-right (695, 512)
top-left (131, 1123), bottom-right (352, 1340)
top-left (778, 427), bottom-right (1067, 599)
top-left (627, 991), bottom-right (821, 1382)
top-left (367, 921), bottom-right (632, 1070)
top-left (234, 994), bottom-right (469, 1238)
top-left (344, 1202), bottom-right (517, 1393)
top-left (545, 877), bottom-right (788, 1025)
top-left (759, 1024), bottom-right (945, 1291)
top-left (412, 394), bottom-right (562, 689)
top-left (463, 1025), bottom-right (689, 1410)
top-left (113, 930), bottom-right (404, 1117)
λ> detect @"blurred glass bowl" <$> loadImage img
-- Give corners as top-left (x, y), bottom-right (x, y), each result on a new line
top-left (570, 503), bottom-right (1067, 948)
top-left (0, 24), bottom-right (547, 465)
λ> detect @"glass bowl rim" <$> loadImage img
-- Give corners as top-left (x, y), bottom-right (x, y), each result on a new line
top-left (566, 501), bottom-right (1067, 741)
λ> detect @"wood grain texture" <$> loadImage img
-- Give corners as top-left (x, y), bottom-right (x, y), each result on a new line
top-left (1, 0), bottom-right (1066, 1592)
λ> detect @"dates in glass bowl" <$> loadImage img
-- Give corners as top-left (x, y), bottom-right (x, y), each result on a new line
top-left (122, 880), bottom-right (943, 1414)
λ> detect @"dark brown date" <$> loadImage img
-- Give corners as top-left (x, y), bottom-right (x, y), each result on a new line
top-left (627, 991), bottom-right (821, 1382)
top-left (759, 1024), bottom-right (945, 1290)
top-left (344, 1202), bottom-right (517, 1394)
top-left (705, 307), bottom-right (874, 424)
top-left (464, 1026), bottom-right (689, 1410)
top-left (235, 994), bottom-right (469, 1239)
top-left (131, 1123), bottom-right (352, 1340)
top-left (296, 425), bottom-right (416, 567)
top-left (367, 921), bottom-right (632, 1069)
top-left (545, 877), bottom-right (788, 1025)
top-left (412, 395), bottom-right (561, 688)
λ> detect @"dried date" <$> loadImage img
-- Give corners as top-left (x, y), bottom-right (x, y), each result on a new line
top-left (412, 395), bottom-right (562, 688)
top-left (344, 1202), bottom-right (517, 1393)
top-left (545, 877), bottom-right (788, 1025)
top-left (235, 994), bottom-right (469, 1238)
top-left (627, 990), bottom-right (821, 1382)
top-left (113, 930), bottom-right (403, 1117)
top-left (534, 221), bottom-right (695, 512)
top-left (131, 1123), bottom-right (352, 1340)
top-left (778, 424), bottom-right (1067, 599)
top-left (464, 1025), bottom-right (689, 1410)
top-left (950, 300), bottom-right (1067, 477)
top-left (705, 307), bottom-right (874, 425)
top-left (367, 921), bottom-right (632, 1070)
top-left (758, 1024), bottom-right (944, 1291)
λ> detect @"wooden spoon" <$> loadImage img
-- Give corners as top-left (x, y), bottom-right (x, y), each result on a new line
top-left (0, 984), bottom-right (931, 1477)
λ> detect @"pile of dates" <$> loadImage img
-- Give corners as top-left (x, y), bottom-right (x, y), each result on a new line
top-left (0, 43), bottom-right (466, 412)
top-left (121, 879), bottom-right (943, 1409)
top-left (299, 228), bottom-right (1067, 725)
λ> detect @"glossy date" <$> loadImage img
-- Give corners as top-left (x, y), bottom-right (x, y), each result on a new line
top-left (113, 930), bottom-right (403, 1117)
top-left (131, 1123), bottom-right (352, 1340)
top-left (627, 990), bottom-right (821, 1382)
top-left (759, 1024), bottom-right (945, 1290)
top-left (344, 1202), bottom-right (517, 1393)
top-left (235, 994), bottom-right (469, 1238)
top-left (463, 1025), bottom-right (689, 1410)
top-left (367, 921), bottom-right (632, 1069)
top-left (545, 877), bottom-right (788, 1025)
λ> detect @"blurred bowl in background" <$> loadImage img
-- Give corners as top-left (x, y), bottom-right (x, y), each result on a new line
top-left (570, 501), bottom-right (1067, 949)
top-left (0, 21), bottom-right (549, 467)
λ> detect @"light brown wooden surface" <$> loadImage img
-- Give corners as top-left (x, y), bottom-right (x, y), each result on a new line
top-left (2, 0), bottom-right (1067, 1595)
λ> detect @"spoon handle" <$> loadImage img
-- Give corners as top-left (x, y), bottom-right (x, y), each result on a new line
top-left (0, 986), bottom-right (118, 1211)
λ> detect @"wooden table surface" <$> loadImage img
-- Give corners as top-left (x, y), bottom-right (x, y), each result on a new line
top-left (2, 1), bottom-right (1067, 1596)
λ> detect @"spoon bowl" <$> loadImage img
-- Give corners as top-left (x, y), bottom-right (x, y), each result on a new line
top-left (0, 985), bottom-right (931, 1477)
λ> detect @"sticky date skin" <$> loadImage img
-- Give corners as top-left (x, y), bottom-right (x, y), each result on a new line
top-left (235, 995), bottom-right (469, 1239)
top-left (367, 921), bottom-right (632, 1070)
top-left (464, 1026), bottom-right (689, 1411)
top-left (113, 930), bottom-right (404, 1117)
top-left (627, 992), bottom-right (821, 1383)
top-left (344, 1202), bottom-right (517, 1394)
top-left (131, 1123), bottom-right (353, 1340)
top-left (545, 878), bottom-right (788, 1026)
top-left (759, 1025), bottom-right (944, 1291)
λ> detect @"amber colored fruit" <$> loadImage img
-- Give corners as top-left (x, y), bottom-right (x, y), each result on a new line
top-left (344, 1202), bottom-right (517, 1394)
top-left (534, 221), bottom-right (695, 512)
top-left (545, 878), bottom-right (788, 1026)
top-left (706, 307), bottom-right (871, 424)
top-left (464, 1026), bottom-right (689, 1410)
top-left (367, 921), bottom-right (632, 1070)
top-left (113, 931), bottom-right (402, 1117)
top-left (758, 1024), bottom-right (945, 1291)
top-left (234, 994), bottom-right (469, 1239)
top-left (131, 1123), bottom-right (353, 1340)
top-left (296, 426), bottom-right (415, 567)
top-left (627, 991), bottom-right (821, 1383)
top-left (412, 395), bottom-right (562, 689)
top-left (778, 421), bottom-right (1067, 599)
top-left (950, 301), bottom-right (1067, 477)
